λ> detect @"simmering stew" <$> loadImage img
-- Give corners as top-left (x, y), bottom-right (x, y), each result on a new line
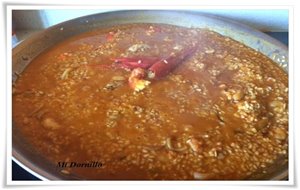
top-left (13, 24), bottom-right (288, 180)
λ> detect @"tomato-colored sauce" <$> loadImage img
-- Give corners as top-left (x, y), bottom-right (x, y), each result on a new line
top-left (13, 24), bottom-right (288, 180)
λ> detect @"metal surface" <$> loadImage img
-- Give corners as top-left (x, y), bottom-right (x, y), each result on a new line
top-left (12, 10), bottom-right (289, 180)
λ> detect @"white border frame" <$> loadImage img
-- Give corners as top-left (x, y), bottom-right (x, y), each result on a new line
top-left (6, 5), bottom-right (294, 186)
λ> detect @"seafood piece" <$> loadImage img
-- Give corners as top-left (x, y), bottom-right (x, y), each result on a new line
top-left (106, 31), bottom-right (115, 41)
top-left (165, 137), bottom-right (187, 152)
top-left (128, 68), bottom-right (151, 92)
top-left (106, 30), bottom-right (122, 42)
top-left (193, 172), bottom-right (209, 180)
top-left (186, 137), bottom-right (202, 152)
top-left (42, 117), bottom-right (61, 130)
top-left (127, 44), bottom-right (151, 53)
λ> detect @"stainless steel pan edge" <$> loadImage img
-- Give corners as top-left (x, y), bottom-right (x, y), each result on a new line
top-left (12, 10), bottom-right (288, 180)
